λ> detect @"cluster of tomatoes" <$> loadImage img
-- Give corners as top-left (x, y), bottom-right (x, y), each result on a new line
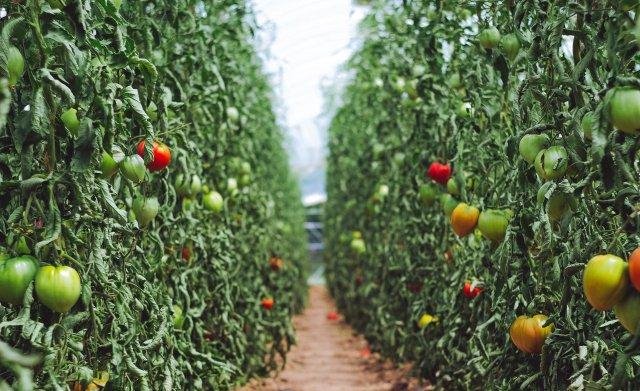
top-left (583, 250), bottom-right (640, 334)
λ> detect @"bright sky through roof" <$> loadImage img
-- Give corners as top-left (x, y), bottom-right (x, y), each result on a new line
top-left (252, 0), bottom-right (367, 199)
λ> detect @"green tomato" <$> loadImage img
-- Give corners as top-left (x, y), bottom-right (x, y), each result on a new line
top-left (479, 27), bottom-right (501, 49)
top-left (132, 197), bottom-right (159, 226)
top-left (226, 177), bottom-right (238, 193)
top-left (60, 108), bottom-right (80, 135)
top-left (7, 46), bottom-right (24, 88)
top-left (120, 155), bottom-right (146, 183)
top-left (239, 161), bottom-right (252, 175)
top-left (226, 106), bottom-right (240, 123)
top-left (609, 87), bottom-right (640, 135)
top-left (534, 146), bottom-right (568, 181)
top-left (35, 265), bottom-right (81, 313)
top-left (173, 305), bottom-right (185, 329)
top-left (614, 292), bottom-right (640, 334)
top-left (448, 73), bottom-right (462, 89)
top-left (238, 174), bottom-right (251, 187)
top-left (537, 183), bottom-right (574, 221)
top-left (581, 112), bottom-right (596, 140)
top-left (419, 184), bottom-right (437, 206)
top-left (457, 102), bottom-right (472, 118)
top-left (501, 33), bottom-right (521, 61)
top-left (0, 255), bottom-right (39, 305)
top-left (446, 178), bottom-right (460, 196)
top-left (393, 77), bottom-right (406, 92)
top-left (519, 134), bottom-right (550, 164)
top-left (477, 209), bottom-right (512, 243)
top-left (350, 238), bottom-right (366, 254)
top-left (352, 231), bottom-right (362, 239)
top-left (202, 191), bottom-right (224, 213)
top-left (100, 151), bottom-right (118, 178)
top-left (440, 193), bottom-right (458, 216)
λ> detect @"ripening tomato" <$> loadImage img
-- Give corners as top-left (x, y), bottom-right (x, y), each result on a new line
top-left (427, 162), bottom-right (452, 185)
top-left (137, 140), bottom-right (171, 172)
top-left (327, 311), bottom-right (339, 321)
top-left (269, 257), bottom-right (284, 271)
top-left (181, 246), bottom-right (191, 262)
top-left (7, 46), bottom-right (24, 87)
top-left (261, 297), bottom-right (274, 310)
top-left (583, 254), bottom-right (629, 311)
top-left (628, 247), bottom-right (640, 292)
top-left (419, 184), bottom-right (438, 206)
top-left (350, 238), bottom-right (366, 254)
top-left (479, 27), bottom-right (501, 49)
top-left (35, 265), bottom-right (81, 313)
top-left (462, 281), bottom-right (482, 299)
top-left (450, 203), bottom-right (480, 237)
top-left (510, 314), bottom-right (553, 354)
top-left (202, 191), bottom-right (224, 213)
top-left (534, 146), bottom-right (568, 181)
top-left (132, 196), bottom-right (159, 227)
top-left (609, 87), bottom-right (640, 135)
top-left (614, 291), bottom-right (640, 334)
top-left (0, 255), bottom-right (39, 305)
top-left (501, 33), bottom-right (520, 60)
top-left (120, 155), bottom-right (146, 183)
top-left (477, 209), bottom-right (512, 243)
top-left (519, 134), bottom-right (550, 164)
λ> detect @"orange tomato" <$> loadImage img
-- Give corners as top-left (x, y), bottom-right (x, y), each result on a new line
top-left (450, 203), bottom-right (480, 236)
top-left (629, 247), bottom-right (640, 292)
top-left (509, 314), bottom-right (554, 354)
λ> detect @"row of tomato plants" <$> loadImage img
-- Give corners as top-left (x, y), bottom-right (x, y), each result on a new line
top-left (0, 1), bottom-right (306, 390)
top-left (326, 1), bottom-right (640, 389)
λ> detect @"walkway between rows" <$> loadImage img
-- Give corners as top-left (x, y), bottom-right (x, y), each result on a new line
top-left (241, 285), bottom-right (428, 391)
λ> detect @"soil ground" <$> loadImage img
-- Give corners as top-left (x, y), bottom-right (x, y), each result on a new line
top-left (240, 285), bottom-right (430, 391)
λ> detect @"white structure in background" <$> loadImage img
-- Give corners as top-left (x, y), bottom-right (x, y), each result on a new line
top-left (253, 0), bottom-right (367, 198)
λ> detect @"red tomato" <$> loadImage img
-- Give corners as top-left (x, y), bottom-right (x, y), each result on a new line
top-left (326, 311), bottom-right (339, 321)
top-left (427, 162), bottom-right (452, 185)
top-left (462, 281), bottom-right (483, 299)
top-left (629, 248), bottom-right (640, 292)
top-left (181, 247), bottom-right (191, 262)
top-left (136, 140), bottom-right (171, 172)
top-left (261, 297), bottom-right (274, 310)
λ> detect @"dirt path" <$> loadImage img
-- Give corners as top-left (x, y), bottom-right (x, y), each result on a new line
top-left (240, 285), bottom-right (428, 391)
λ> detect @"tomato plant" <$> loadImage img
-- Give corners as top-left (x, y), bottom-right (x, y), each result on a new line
top-left (583, 254), bottom-right (629, 311)
top-left (137, 140), bottom-right (172, 172)
top-left (509, 315), bottom-right (554, 354)
top-left (35, 265), bottom-right (82, 313)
